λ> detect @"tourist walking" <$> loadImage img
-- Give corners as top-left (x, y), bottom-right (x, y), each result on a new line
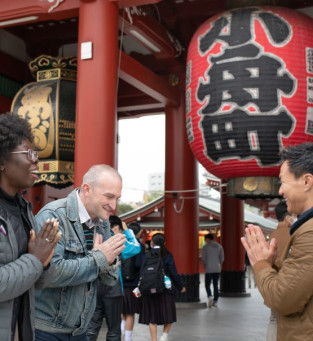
top-left (202, 233), bottom-right (224, 308)
top-left (139, 233), bottom-right (185, 341)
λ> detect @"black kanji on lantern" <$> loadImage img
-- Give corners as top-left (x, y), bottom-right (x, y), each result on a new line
top-left (196, 8), bottom-right (296, 166)
top-left (197, 54), bottom-right (294, 114)
top-left (199, 8), bottom-right (290, 53)
top-left (201, 109), bottom-right (294, 165)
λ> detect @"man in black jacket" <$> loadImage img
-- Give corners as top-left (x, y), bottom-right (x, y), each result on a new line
top-left (87, 216), bottom-right (140, 341)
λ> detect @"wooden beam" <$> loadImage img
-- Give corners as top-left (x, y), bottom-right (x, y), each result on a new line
top-left (118, 102), bottom-right (164, 112)
top-left (111, 0), bottom-right (161, 8)
top-left (0, 0), bottom-right (79, 24)
top-left (119, 51), bottom-right (180, 107)
top-left (0, 50), bottom-right (27, 82)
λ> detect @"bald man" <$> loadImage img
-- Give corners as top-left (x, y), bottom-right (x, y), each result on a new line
top-left (34, 165), bottom-right (126, 341)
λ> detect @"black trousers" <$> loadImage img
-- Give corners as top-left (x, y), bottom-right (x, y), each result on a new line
top-left (205, 272), bottom-right (220, 302)
top-left (86, 296), bottom-right (122, 341)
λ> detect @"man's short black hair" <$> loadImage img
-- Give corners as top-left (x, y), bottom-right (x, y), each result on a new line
top-left (275, 201), bottom-right (289, 222)
top-left (109, 215), bottom-right (123, 231)
top-left (152, 232), bottom-right (165, 246)
top-left (281, 142), bottom-right (313, 179)
top-left (128, 222), bottom-right (141, 235)
top-left (205, 233), bottom-right (214, 240)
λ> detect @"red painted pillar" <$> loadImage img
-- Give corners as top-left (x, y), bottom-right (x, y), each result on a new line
top-left (23, 186), bottom-right (44, 215)
top-left (74, 0), bottom-right (119, 186)
top-left (263, 201), bottom-right (269, 218)
top-left (220, 185), bottom-right (249, 296)
top-left (165, 84), bottom-right (199, 302)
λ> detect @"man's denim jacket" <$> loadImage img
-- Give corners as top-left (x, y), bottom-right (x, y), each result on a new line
top-left (34, 189), bottom-right (118, 336)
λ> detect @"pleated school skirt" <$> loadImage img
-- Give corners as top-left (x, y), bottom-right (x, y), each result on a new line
top-left (138, 292), bottom-right (177, 325)
top-left (121, 287), bottom-right (142, 315)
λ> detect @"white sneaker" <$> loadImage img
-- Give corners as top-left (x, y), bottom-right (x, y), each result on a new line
top-left (208, 297), bottom-right (213, 308)
top-left (159, 336), bottom-right (167, 341)
top-left (213, 301), bottom-right (218, 307)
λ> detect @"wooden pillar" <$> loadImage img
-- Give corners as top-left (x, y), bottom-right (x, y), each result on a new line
top-left (220, 185), bottom-right (249, 296)
top-left (165, 85), bottom-right (199, 302)
top-left (74, 0), bottom-right (119, 186)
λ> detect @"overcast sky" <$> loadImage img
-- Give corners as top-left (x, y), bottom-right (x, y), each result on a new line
top-left (117, 114), bottom-right (207, 203)
top-left (118, 114), bottom-right (166, 202)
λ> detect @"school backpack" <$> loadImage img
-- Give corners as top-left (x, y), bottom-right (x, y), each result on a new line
top-left (121, 256), bottom-right (137, 282)
top-left (138, 248), bottom-right (165, 295)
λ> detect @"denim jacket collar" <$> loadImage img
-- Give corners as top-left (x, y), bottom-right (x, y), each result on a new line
top-left (66, 189), bottom-right (81, 223)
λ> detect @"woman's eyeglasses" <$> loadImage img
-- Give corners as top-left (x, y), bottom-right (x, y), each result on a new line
top-left (11, 149), bottom-right (38, 161)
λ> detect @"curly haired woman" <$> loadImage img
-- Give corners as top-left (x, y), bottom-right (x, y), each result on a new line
top-left (0, 112), bottom-right (61, 341)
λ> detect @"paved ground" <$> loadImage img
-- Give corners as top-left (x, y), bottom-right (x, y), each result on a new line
top-left (99, 275), bottom-right (270, 341)
top-left (13, 277), bottom-right (269, 341)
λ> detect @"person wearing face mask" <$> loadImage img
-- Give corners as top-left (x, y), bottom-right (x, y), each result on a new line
top-left (0, 112), bottom-right (62, 341)
top-left (34, 164), bottom-right (126, 341)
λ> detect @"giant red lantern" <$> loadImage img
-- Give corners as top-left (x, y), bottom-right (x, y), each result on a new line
top-left (186, 7), bottom-right (313, 197)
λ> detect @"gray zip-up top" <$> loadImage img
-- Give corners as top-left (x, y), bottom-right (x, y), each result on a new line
top-left (0, 193), bottom-right (55, 341)
top-left (202, 240), bottom-right (224, 273)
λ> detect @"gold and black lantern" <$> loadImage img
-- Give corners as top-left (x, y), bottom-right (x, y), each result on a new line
top-left (11, 55), bottom-right (77, 188)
